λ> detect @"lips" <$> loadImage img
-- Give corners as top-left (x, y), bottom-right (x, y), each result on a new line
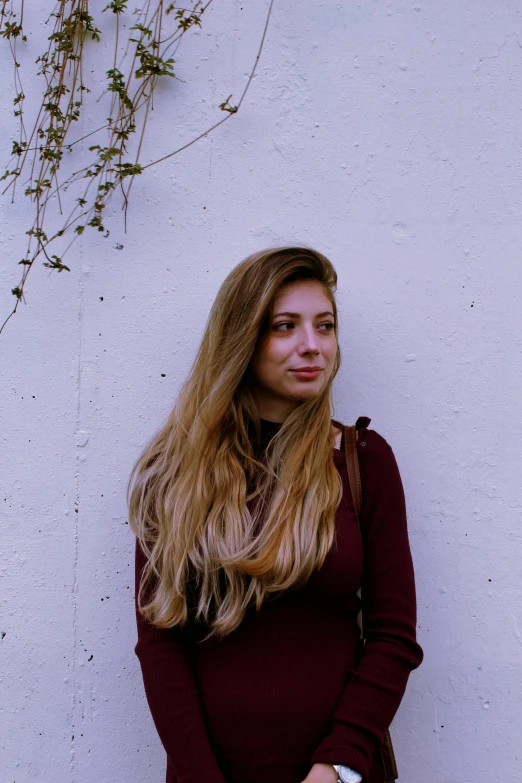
top-left (290, 367), bottom-right (323, 380)
top-left (291, 366), bottom-right (323, 372)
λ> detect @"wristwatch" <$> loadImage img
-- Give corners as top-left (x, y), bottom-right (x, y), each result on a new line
top-left (333, 764), bottom-right (363, 783)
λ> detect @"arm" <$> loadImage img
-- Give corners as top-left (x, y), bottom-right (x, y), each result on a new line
top-left (311, 426), bottom-right (424, 782)
top-left (134, 540), bottom-right (227, 783)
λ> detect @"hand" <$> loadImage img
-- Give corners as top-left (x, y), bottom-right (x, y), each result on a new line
top-left (300, 762), bottom-right (338, 783)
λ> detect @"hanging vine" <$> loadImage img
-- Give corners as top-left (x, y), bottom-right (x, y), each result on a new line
top-left (0, 0), bottom-right (275, 334)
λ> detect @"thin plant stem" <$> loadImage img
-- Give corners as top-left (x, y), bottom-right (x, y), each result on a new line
top-left (0, 0), bottom-right (276, 336)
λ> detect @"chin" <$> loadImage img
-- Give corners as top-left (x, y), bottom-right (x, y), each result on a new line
top-left (292, 388), bottom-right (322, 401)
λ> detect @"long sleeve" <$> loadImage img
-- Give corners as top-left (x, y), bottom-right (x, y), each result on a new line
top-left (311, 425), bottom-right (424, 781)
top-left (134, 540), bottom-right (227, 783)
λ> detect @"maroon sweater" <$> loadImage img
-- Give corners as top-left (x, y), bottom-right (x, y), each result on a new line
top-left (134, 417), bottom-right (424, 783)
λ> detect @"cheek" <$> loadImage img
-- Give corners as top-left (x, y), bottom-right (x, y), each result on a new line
top-left (327, 340), bottom-right (338, 366)
top-left (251, 340), bottom-right (283, 379)
top-left (260, 337), bottom-right (286, 363)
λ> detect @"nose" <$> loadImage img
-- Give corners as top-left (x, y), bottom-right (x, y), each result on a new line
top-left (298, 324), bottom-right (320, 354)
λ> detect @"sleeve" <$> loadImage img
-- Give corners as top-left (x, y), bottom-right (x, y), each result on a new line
top-left (134, 540), bottom-right (227, 783)
top-left (311, 426), bottom-right (424, 782)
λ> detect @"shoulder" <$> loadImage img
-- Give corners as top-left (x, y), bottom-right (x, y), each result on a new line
top-left (358, 417), bottom-right (394, 449)
top-left (334, 416), bottom-right (397, 458)
top-left (354, 419), bottom-right (404, 494)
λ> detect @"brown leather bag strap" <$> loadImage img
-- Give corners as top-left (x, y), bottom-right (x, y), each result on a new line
top-left (344, 424), bottom-right (362, 521)
top-left (343, 422), bottom-right (399, 782)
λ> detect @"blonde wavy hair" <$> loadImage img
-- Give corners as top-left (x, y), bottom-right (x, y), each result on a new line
top-left (127, 246), bottom-right (344, 639)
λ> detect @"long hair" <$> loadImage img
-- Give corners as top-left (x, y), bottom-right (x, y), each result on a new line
top-left (127, 246), bottom-right (343, 639)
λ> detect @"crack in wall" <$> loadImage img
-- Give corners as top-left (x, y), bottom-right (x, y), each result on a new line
top-left (70, 237), bottom-right (85, 783)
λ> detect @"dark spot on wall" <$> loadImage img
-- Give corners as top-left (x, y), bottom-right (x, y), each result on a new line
top-left (88, 654), bottom-right (93, 661)
top-left (99, 296), bottom-right (104, 301)
top-left (1, 631), bottom-right (6, 639)
top-left (161, 373), bottom-right (166, 377)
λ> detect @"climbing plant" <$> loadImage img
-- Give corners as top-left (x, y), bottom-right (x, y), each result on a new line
top-left (0, 0), bottom-right (274, 334)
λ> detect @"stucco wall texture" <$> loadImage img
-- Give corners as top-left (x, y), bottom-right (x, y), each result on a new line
top-left (1, 2), bottom-right (521, 781)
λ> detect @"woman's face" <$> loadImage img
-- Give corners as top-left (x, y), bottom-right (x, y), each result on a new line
top-left (248, 279), bottom-right (338, 421)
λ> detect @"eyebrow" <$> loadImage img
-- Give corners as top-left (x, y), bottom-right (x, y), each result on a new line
top-left (272, 311), bottom-right (335, 319)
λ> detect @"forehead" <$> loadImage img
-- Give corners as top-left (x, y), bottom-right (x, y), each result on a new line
top-left (272, 279), bottom-right (332, 310)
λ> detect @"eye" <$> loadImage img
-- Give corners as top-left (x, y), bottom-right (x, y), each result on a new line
top-left (273, 321), bottom-right (335, 332)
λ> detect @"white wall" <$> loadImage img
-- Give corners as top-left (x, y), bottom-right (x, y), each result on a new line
top-left (1, 2), bottom-right (521, 781)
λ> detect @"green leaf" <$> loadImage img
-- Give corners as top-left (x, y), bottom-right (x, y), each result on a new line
top-left (103, 0), bottom-right (128, 13)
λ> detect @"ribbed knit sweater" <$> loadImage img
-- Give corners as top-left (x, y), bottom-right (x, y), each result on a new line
top-left (134, 417), bottom-right (424, 783)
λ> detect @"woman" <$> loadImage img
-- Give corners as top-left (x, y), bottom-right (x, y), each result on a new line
top-left (128, 246), bottom-right (424, 783)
